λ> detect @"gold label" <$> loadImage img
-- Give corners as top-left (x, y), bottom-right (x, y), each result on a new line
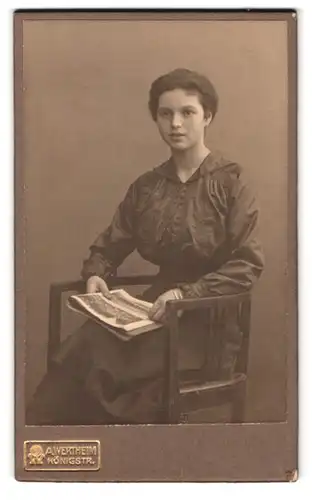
top-left (24, 440), bottom-right (100, 471)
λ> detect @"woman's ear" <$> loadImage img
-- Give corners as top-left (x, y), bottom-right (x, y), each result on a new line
top-left (204, 111), bottom-right (213, 128)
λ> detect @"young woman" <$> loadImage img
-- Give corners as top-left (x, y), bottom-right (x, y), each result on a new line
top-left (27, 68), bottom-right (264, 425)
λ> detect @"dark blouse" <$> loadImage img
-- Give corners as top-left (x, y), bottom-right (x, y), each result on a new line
top-left (81, 151), bottom-right (264, 299)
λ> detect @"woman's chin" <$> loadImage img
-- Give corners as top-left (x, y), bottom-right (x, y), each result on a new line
top-left (169, 141), bottom-right (189, 151)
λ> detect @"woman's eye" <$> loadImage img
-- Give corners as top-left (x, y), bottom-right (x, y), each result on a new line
top-left (183, 110), bottom-right (193, 117)
top-left (158, 110), bottom-right (171, 118)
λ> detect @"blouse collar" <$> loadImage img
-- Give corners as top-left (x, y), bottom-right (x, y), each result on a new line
top-left (155, 150), bottom-right (224, 183)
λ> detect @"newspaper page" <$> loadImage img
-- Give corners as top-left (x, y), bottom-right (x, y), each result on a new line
top-left (67, 289), bottom-right (159, 332)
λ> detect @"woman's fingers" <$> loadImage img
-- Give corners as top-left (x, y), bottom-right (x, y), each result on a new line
top-left (151, 311), bottom-right (165, 323)
top-left (149, 302), bottom-right (160, 320)
top-left (86, 276), bottom-right (111, 298)
top-left (149, 300), bottom-right (166, 323)
top-left (98, 279), bottom-right (112, 299)
top-left (148, 308), bottom-right (157, 321)
top-left (149, 304), bottom-right (183, 324)
top-left (148, 301), bottom-right (158, 316)
top-left (86, 278), bottom-right (97, 293)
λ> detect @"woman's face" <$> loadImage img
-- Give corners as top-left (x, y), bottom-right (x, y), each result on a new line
top-left (156, 88), bottom-right (211, 151)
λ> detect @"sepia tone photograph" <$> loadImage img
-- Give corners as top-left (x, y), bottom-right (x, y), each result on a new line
top-left (15, 10), bottom-right (297, 481)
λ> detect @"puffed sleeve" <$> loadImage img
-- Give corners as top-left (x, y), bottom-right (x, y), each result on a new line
top-left (179, 169), bottom-right (265, 298)
top-left (81, 182), bottom-right (137, 281)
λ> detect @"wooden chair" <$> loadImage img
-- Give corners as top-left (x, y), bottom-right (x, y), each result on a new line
top-left (48, 273), bottom-right (251, 424)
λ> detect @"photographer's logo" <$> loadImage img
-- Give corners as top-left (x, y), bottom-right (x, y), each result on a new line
top-left (24, 440), bottom-right (100, 471)
top-left (27, 444), bottom-right (45, 465)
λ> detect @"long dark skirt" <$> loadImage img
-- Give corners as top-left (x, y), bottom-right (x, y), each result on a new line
top-left (26, 285), bottom-right (242, 425)
top-left (26, 313), bottom-right (218, 425)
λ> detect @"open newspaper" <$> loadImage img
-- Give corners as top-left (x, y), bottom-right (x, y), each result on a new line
top-left (67, 289), bottom-right (162, 340)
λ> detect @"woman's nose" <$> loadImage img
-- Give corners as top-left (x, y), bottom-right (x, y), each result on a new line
top-left (171, 113), bottom-right (183, 128)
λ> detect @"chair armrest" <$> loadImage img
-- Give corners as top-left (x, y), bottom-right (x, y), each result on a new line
top-left (165, 291), bottom-right (251, 313)
top-left (50, 279), bottom-right (86, 295)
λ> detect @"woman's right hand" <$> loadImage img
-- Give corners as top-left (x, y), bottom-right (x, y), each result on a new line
top-left (86, 276), bottom-right (112, 299)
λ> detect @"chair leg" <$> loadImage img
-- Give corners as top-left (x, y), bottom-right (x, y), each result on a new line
top-left (161, 399), bottom-right (180, 424)
top-left (231, 382), bottom-right (246, 423)
top-left (157, 406), bottom-right (180, 424)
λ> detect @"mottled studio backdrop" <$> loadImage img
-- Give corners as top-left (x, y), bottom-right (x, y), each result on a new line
top-left (22, 19), bottom-right (288, 421)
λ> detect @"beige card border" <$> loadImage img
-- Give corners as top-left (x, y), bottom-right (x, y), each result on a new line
top-left (14, 10), bottom-right (297, 482)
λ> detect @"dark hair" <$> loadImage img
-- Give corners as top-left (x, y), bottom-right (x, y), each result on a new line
top-left (148, 68), bottom-right (218, 121)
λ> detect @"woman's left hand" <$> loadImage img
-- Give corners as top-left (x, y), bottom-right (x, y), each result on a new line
top-left (148, 288), bottom-right (184, 324)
